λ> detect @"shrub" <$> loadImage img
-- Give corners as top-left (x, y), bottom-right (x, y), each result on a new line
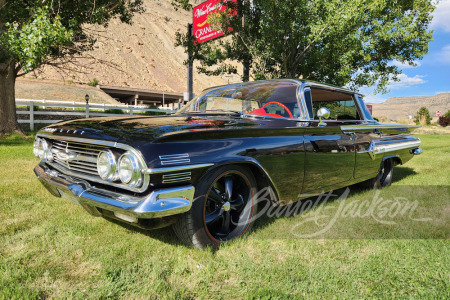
top-left (414, 107), bottom-right (431, 125)
top-left (445, 110), bottom-right (450, 118)
top-left (438, 116), bottom-right (450, 127)
top-left (104, 109), bottom-right (124, 114)
top-left (144, 104), bottom-right (166, 115)
top-left (87, 78), bottom-right (99, 87)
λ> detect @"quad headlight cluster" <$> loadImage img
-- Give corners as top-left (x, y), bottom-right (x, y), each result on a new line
top-left (33, 137), bottom-right (53, 162)
top-left (97, 150), bottom-right (143, 187)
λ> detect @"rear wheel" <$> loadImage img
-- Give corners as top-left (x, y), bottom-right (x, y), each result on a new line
top-left (358, 159), bottom-right (394, 189)
top-left (173, 165), bottom-right (257, 249)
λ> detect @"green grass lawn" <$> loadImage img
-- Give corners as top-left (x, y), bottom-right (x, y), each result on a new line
top-left (0, 134), bottom-right (449, 299)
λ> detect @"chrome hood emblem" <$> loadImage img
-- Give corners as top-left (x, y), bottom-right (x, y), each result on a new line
top-left (53, 150), bottom-right (78, 161)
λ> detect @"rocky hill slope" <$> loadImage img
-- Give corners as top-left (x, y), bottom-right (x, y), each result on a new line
top-left (16, 79), bottom-right (119, 104)
top-left (26, 0), bottom-right (237, 95)
top-left (372, 93), bottom-right (450, 122)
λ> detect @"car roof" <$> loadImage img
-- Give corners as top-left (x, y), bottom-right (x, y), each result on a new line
top-left (203, 79), bottom-right (364, 97)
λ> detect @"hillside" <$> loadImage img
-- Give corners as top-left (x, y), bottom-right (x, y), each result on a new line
top-left (16, 79), bottom-right (120, 104)
top-left (372, 93), bottom-right (450, 122)
top-left (25, 0), bottom-right (237, 96)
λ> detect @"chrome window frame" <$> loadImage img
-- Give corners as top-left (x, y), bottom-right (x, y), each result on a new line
top-left (300, 81), bottom-right (369, 121)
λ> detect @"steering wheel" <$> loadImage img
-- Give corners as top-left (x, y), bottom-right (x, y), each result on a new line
top-left (262, 101), bottom-right (294, 118)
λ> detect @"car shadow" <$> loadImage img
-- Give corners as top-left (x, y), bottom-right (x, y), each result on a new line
top-left (392, 166), bottom-right (417, 183)
top-left (251, 186), bottom-right (360, 233)
top-left (103, 217), bottom-right (184, 246)
top-left (252, 167), bottom-right (418, 234)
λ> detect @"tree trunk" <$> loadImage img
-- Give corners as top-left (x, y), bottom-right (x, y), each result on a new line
top-left (0, 59), bottom-right (23, 135)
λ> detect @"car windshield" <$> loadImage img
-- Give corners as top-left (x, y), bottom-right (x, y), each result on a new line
top-left (177, 81), bottom-right (303, 119)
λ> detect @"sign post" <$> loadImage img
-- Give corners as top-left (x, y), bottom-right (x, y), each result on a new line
top-left (187, 23), bottom-right (194, 101)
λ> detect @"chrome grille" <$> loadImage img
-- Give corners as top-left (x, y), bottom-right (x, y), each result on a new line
top-left (50, 140), bottom-right (109, 177)
top-left (37, 134), bottom-right (150, 193)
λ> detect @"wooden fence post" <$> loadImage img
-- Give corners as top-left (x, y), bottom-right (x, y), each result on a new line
top-left (30, 102), bottom-right (35, 131)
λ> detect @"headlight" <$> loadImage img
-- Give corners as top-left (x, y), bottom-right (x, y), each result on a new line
top-left (33, 138), bottom-right (48, 160)
top-left (33, 138), bottom-right (41, 157)
top-left (97, 150), bottom-right (118, 181)
top-left (118, 152), bottom-right (142, 187)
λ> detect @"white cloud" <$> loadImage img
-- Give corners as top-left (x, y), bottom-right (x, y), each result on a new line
top-left (358, 73), bottom-right (426, 103)
top-left (362, 94), bottom-right (387, 104)
top-left (432, 0), bottom-right (450, 32)
top-left (388, 74), bottom-right (426, 89)
top-left (391, 60), bottom-right (421, 69)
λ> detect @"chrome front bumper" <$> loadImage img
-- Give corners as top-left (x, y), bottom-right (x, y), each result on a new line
top-left (34, 163), bottom-right (195, 222)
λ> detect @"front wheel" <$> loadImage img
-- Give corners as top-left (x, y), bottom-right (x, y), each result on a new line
top-left (173, 165), bottom-right (258, 249)
top-left (358, 159), bottom-right (394, 189)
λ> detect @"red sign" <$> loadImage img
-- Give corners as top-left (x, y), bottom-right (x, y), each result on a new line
top-left (193, 0), bottom-right (236, 44)
top-left (366, 104), bottom-right (373, 115)
top-left (436, 111), bottom-right (441, 117)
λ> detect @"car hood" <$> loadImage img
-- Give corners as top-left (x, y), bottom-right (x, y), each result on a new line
top-left (39, 114), bottom-right (262, 143)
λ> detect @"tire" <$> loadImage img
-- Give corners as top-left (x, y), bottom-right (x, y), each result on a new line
top-left (173, 165), bottom-right (258, 249)
top-left (358, 159), bottom-right (394, 189)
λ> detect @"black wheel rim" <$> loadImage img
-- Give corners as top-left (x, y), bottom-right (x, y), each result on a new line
top-left (203, 171), bottom-right (254, 243)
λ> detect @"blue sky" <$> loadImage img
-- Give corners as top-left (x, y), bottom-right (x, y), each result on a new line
top-left (362, 0), bottom-right (450, 103)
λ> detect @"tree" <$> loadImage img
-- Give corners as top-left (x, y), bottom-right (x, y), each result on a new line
top-left (176, 0), bottom-right (435, 91)
top-left (414, 106), bottom-right (432, 125)
top-left (0, 0), bottom-right (144, 135)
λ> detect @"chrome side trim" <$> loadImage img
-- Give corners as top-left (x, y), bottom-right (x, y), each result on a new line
top-left (37, 133), bottom-right (150, 193)
top-left (162, 172), bottom-right (192, 183)
top-left (375, 140), bottom-right (421, 153)
top-left (142, 163), bottom-right (214, 175)
top-left (341, 124), bottom-right (420, 131)
top-left (160, 153), bottom-right (190, 165)
top-left (357, 139), bottom-right (421, 160)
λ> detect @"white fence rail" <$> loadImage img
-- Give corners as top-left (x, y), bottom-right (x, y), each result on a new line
top-left (16, 100), bottom-right (176, 131)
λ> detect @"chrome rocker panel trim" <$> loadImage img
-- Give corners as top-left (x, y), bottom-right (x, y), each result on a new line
top-left (34, 163), bottom-right (195, 220)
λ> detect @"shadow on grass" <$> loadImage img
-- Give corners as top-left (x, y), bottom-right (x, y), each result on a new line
top-left (104, 217), bottom-right (184, 246)
top-left (393, 166), bottom-right (417, 183)
top-left (253, 167), bottom-right (419, 235)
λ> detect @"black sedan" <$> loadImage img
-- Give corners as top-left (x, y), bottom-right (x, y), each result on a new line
top-left (33, 79), bottom-right (422, 248)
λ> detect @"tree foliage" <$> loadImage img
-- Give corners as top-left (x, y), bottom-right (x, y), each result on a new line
top-left (176, 0), bottom-right (435, 93)
top-left (0, 0), bottom-right (144, 76)
top-left (414, 106), bottom-right (432, 125)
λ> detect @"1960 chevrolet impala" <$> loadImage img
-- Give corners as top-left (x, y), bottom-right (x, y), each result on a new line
top-left (33, 79), bottom-right (422, 248)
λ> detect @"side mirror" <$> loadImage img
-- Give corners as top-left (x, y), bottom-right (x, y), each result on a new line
top-left (317, 107), bottom-right (330, 126)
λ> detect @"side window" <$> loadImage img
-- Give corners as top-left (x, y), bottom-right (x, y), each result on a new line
top-left (309, 88), bottom-right (361, 120)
